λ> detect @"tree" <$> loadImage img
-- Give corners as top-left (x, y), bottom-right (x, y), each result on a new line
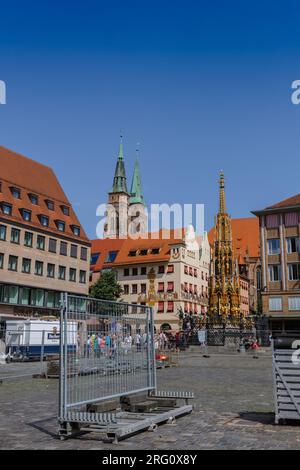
top-left (89, 270), bottom-right (123, 301)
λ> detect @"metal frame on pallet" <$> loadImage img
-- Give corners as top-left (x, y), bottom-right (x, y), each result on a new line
top-left (58, 293), bottom-right (192, 441)
top-left (272, 340), bottom-right (300, 424)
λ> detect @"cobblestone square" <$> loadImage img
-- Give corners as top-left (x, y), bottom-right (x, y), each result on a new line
top-left (1, 350), bottom-right (300, 450)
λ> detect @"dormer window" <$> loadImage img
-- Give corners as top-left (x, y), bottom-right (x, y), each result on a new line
top-left (140, 249), bottom-right (148, 256)
top-left (45, 199), bottom-right (54, 211)
top-left (56, 220), bottom-right (65, 232)
top-left (61, 205), bottom-right (70, 216)
top-left (1, 202), bottom-right (12, 215)
top-left (151, 248), bottom-right (160, 255)
top-left (39, 215), bottom-right (49, 227)
top-left (10, 187), bottom-right (21, 199)
top-left (28, 193), bottom-right (38, 205)
top-left (21, 209), bottom-right (32, 222)
top-left (128, 250), bottom-right (137, 257)
top-left (71, 225), bottom-right (80, 236)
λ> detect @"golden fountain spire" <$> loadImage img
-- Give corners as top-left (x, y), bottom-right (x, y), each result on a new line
top-left (219, 170), bottom-right (226, 214)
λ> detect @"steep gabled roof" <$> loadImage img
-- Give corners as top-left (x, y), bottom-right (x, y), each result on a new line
top-left (266, 193), bottom-right (300, 210)
top-left (0, 145), bottom-right (89, 243)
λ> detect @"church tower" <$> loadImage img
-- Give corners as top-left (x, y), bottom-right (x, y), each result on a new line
top-left (128, 148), bottom-right (148, 236)
top-left (104, 135), bottom-right (130, 238)
top-left (208, 172), bottom-right (241, 323)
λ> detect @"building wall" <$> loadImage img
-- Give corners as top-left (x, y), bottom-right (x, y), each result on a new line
top-left (259, 211), bottom-right (300, 327)
top-left (0, 219), bottom-right (90, 316)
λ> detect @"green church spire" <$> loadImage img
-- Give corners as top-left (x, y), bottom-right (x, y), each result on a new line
top-left (130, 147), bottom-right (144, 205)
top-left (111, 134), bottom-right (128, 193)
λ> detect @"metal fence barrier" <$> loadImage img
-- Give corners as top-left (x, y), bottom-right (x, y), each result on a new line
top-left (59, 293), bottom-right (156, 432)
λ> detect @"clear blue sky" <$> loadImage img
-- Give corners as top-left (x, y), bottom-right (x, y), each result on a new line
top-left (1, 0), bottom-right (300, 238)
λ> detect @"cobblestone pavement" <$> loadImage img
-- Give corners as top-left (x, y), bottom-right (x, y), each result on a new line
top-left (1, 351), bottom-right (300, 450)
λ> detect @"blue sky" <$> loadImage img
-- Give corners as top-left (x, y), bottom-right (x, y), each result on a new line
top-left (1, 0), bottom-right (300, 238)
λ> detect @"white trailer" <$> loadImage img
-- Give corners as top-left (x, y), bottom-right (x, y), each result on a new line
top-left (5, 320), bottom-right (78, 360)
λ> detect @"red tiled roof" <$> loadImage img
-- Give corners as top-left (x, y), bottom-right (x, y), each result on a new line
top-left (266, 193), bottom-right (300, 210)
top-left (91, 229), bottom-right (186, 270)
top-left (208, 217), bottom-right (260, 260)
top-left (91, 238), bottom-right (126, 272)
top-left (0, 146), bottom-right (89, 243)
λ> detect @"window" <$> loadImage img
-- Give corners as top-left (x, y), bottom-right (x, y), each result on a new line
top-left (28, 193), bottom-right (38, 205)
top-left (141, 283), bottom-right (147, 294)
top-left (132, 268), bottom-right (138, 276)
top-left (0, 253), bottom-right (3, 269)
top-left (59, 266), bottom-right (66, 280)
top-left (31, 289), bottom-right (44, 307)
top-left (8, 255), bottom-right (18, 271)
top-left (194, 268), bottom-right (198, 277)
top-left (61, 205), bottom-right (70, 216)
top-left (167, 282), bottom-right (174, 292)
top-left (151, 248), bottom-right (160, 255)
top-left (268, 265), bottom-right (282, 282)
top-left (184, 282), bottom-right (188, 292)
top-left (285, 212), bottom-right (299, 227)
top-left (0, 225), bottom-right (7, 241)
top-left (35, 261), bottom-right (43, 276)
top-left (69, 268), bottom-right (76, 282)
top-left (123, 285), bottom-right (129, 295)
top-left (37, 235), bottom-right (45, 250)
top-left (24, 231), bottom-right (33, 247)
top-left (269, 297), bottom-right (282, 311)
top-left (158, 301), bottom-right (164, 313)
top-left (105, 251), bottom-right (118, 263)
top-left (286, 237), bottom-right (300, 254)
top-left (21, 209), bottom-right (31, 221)
top-left (49, 238), bottom-right (57, 253)
top-left (158, 265), bottom-right (165, 274)
top-left (167, 265), bottom-right (174, 273)
top-left (80, 247), bottom-right (87, 261)
top-left (288, 264), bottom-right (300, 281)
top-left (132, 284), bottom-right (138, 294)
top-left (184, 266), bottom-right (188, 274)
top-left (47, 263), bottom-right (55, 278)
top-left (189, 283), bottom-right (193, 293)
top-left (20, 287), bottom-right (30, 305)
top-left (266, 214), bottom-right (279, 228)
top-left (39, 215), bottom-right (49, 227)
top-left (22, 258), bottom-right (31, 274)
top-left (70, 244), bottom-right (78, 258)
top-left (141, 267), bottom-right (147, 275)
top-left (268, 239), bottom-right (280, 255)
top-left (71, 225), bottom-right (80, 236)
top-left (4, 285), bottom-right (19, 304)
top-left (158, 282), bottom-right (164, 292)
top-left (189, 267), bottom-right (193, 276)
top-left (10, 187), bottom-right (21, 199)
top-left (140, 249), bottom-right (148, 256)
top-left (167, 301), bottom-right (174, 312)
top-left (46, 200), bottom-right (54, 210)
top-left (11, 228), bottom-right (20, 244)
top-left (129, 250), bottom-right (137, 257)
top-left (288, 297), bottom-right (300, 311)
top-left (79, 270), bottom-right (86, 284)
top-left (60, 241), bottom-right (68, 256)
top-left (2, 203), bottom-right (12, 215)
top-left (56, 220), bottom-right (65, 232)
top-left (124, 268), bottom-right (130, 277)
top-left (91, 252), bottom-right (99, 265)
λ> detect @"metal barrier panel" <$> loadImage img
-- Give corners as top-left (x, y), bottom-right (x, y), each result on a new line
top-left (59, 293), bottom-right (156, 422)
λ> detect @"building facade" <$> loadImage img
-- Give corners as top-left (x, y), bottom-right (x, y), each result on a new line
top-left (91, 230), bottom-right (211, 332)
top-left (253, 194), bottom-right (300, 332)
top-left (0, 146), bottom-right (91, 322)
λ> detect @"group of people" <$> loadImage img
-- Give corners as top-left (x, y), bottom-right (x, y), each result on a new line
top-left (82, 331), bottom-right (153, 358)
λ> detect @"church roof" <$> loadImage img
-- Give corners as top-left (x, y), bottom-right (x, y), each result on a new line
top-left (110, 137), bottom-right (129, 194)
top-left (130, 155), bottom-right (144, 205)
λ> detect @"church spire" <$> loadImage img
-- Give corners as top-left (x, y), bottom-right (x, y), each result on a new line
top-left (111, 134), bottom-right (128, 194)
top-left (219, 170), bottom-right (226, 214)
top-left (130, 146), bottom-right (144, 205)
